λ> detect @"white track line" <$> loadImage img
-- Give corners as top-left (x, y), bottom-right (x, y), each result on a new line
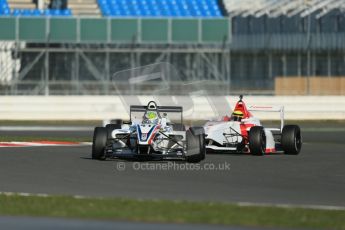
top-left (1, 191), bottom-right (344, 211)
top-left (236, 201), bottom-right (345, 211)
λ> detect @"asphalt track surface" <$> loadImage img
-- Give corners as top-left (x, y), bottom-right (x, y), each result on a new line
top-left (1, 126), bottom-right (344, 230)
top-left (0, 216), bottom-right (280, 230)
top-left (0, 127), bottom-right (344, 207)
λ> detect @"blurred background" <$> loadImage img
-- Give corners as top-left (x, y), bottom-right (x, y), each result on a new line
top-left (1, 0), bottom-right (344, 96)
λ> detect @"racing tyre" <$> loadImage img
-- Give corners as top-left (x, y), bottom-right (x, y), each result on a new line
top-left (186, 127), bottom-right (206, 163)
top-left (173, 123), bottom-right (186, 131)
top-left (105, 124), bottom-right (122, 139)
top-left (249, 126), bottom-right (266, 156)
top-left (92, 127), bottom-right (107, 160)
top-left (281, 125), bottom-right (302, 155)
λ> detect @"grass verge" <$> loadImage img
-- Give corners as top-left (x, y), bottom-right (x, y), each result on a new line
top-left (0, 194), bottom-right (344, 229)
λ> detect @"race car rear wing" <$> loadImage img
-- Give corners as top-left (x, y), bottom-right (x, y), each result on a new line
top-left (130, 105), bottom-right (183, 122)
top-left (130, 105), bottom-right (183, 113)
top-left (248, 105), bottom-right (285, 132)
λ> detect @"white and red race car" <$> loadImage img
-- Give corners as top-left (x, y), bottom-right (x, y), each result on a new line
top-left (204, 95), bottom-right (302, 155)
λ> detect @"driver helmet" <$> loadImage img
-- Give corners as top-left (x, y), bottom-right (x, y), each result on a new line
top-left (145, 111), bottom-right (158, 124)
top-left (231, 110), bottom-right (244, 122)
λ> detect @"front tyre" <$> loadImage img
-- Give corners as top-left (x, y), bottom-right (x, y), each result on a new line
top-left (281, 125), bottom-right (302, 155)
top-left (92, 127), bottom-right (107, 160)
top-left (186, 127), bottom-right (206, 163)
top-left (249, 126), bottom-right (266, 156)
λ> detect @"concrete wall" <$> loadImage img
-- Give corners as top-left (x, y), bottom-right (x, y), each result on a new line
top-left (0, 96), bottom-right (344, 120)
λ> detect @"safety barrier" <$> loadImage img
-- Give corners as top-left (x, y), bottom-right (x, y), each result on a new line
top-left (0, 17), bottom-right (230, 43)
top-left (0, 96), bottom-right (344, 120)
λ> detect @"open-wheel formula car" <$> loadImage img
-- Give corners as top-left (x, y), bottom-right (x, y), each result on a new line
top-left (92, 101), bottom-right (206, 163)
top-left (204, 95), bottom-right (302, 155)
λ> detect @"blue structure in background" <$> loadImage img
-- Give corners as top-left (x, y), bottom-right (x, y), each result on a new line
top-left (11, 9), bottom-right (72, 16)
top-left (0, 0), bottom-right (72, 16)
top-left (0, 0), bottom-right (10, 15)
top-left (1, 0), bottom-right (222, 17)
top-left (98, 0), bottom-right (223, 17)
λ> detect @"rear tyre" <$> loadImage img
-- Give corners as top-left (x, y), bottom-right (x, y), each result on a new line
top-left (281, 125), bottom-right (302, 155)
top-left (92, 127), bottom-right (107, 160)
top-left (105, 124), bottom-right (122, 139)
top-left (186, 127), bottom-right (206, 163)
top-left (249, 126), bottom-right (266, 156)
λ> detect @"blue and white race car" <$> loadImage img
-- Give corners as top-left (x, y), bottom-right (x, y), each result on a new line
top-left (92, 101), bottom-right (206, 163)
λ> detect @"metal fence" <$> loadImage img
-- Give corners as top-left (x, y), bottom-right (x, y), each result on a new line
top-left (1, 17), bottom-right (345, 95)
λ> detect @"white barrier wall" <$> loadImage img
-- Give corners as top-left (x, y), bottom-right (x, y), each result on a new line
top-left (0, 96), bottom-right (344, 120)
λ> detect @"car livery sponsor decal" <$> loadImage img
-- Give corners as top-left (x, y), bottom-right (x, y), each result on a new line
top-left (147, 125), bottom-right (161, 145)
top-left (137, 125), bottom-right (156, 142)
top-left (141, 133), bottom-right (148, 141)
top-left (136, 124), bottom-right (162, 144)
